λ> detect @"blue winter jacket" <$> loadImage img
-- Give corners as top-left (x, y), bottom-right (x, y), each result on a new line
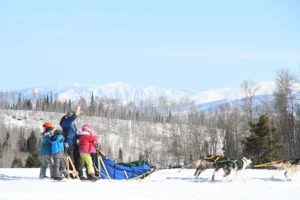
top-left (40, 132), bottom-right (52, 155)
top-left (52, 135), bottom-right (64, 154)
top-left (60, 115), bottom-right (78, 145)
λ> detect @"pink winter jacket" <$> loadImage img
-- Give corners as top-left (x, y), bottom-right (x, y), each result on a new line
top-left (77, 131), bottom-right (98, 153)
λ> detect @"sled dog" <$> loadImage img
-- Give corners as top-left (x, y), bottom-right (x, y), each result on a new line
top-left (230, 157), bottom-right (252, 182)
top-left (211, 157), bottom-right (233, 181)
top-left (192, 155), bottom-right (224, 177)
top-left (212, 157), bottom-right (252, 182)
top-left (268, 160), bottom-right (293, 180)
top-left (285, 158), bottom-right (300, 181)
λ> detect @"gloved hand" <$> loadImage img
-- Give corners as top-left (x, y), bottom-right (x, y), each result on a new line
top-left (75, 106), bottom-right (81, 116)
top-left (50, 134), bottom-right (57, 141)
top-left (64, 143), bottom-right (69, 155)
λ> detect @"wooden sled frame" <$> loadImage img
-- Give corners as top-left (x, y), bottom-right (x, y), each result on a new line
top-left (65, 155), bottom-right (80, 180)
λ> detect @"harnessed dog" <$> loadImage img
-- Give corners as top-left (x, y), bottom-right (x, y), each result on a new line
top-left (211, 157), bottom-right (252, 182)
top-left (190, 155), bottom-right (224, 178)
top-left (285, 158), bottom-right (300, 181)
top-left (229, 157), bottom-right (252, 182)
top-left (254, 159), bottom-right (297, 180)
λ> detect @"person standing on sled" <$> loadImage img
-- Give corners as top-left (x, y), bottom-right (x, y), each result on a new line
top-left (51, 129), bottom-right (66, 181)
top-left (59, 106), bottom-right (85, 180)
top-left (78, 124), bottom-right (99, 180)
top-left (39, 122), bottom-right (55, 179)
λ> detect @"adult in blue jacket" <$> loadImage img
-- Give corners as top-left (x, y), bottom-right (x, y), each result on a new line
top-left (59, 106), bottom-right (85, 179)
top-left (39, 122), bottom-right (55, 179)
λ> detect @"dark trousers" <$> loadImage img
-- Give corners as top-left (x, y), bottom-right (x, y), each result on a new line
top-left (91, 153), bottom-right (100, 176)
top-left (67, 144), bottom-right (84, 177)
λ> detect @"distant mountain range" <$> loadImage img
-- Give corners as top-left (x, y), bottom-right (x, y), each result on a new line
top-left (13, 81), bottom-right (300, 107)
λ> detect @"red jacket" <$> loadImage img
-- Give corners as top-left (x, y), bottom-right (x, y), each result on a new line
top-left (78, 131), bottom-right (98, 153)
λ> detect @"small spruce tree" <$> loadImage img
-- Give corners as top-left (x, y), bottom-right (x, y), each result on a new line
top-left (118, 148), bottom-right (123, 163)
top-left (139, 152), bottom-right (143, 160)
top-left (11, 157), bottom-right (23, 168)
top-left (27, 131), bottom-right (38, 153)
top-left (189, 151), bottom-right (193, 164)
top-left (25, 153), bottom-right (41, 168)
top-left (242, 114), bottom-right (283, 165)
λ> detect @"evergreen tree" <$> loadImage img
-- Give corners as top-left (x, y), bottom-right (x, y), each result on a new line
top-left (222, 129), bottom-right (235, 158)
top-left (242, 114), bottom-right (283, 165)
top-left (19, 129), bottom-right (27, 152)
top-left (139, 152), bottom-right (143, 160)
top-left (189, 151), bottom-right (193, 164)
top-left (27, 130), bottom-right (38, 153)
top-left (108, 147), bottom-right (112, 158)
top-left (17, 93), bottom-right (22, 110)
top-left (3, 132), bottom-right (10, 150)
top-left (24, 99), bottom-right (33, 110)
top-left (11, 157), bottom-right (23, 168)
top-left (118, 148), bottom-right (123, 163)
top-left (90, 92), bottom-right (95, 116)
top-left (166, 111), bottom-right (172, 123)
top-left (0, 141), bottom-right (2, 158)
top-left (203, 141), bottom-right (209, 156)
top-left (68, 100), bottom-right (72, 111)
top-left (25, 153), bottom-right (41, 168)
top-left (144, 148), bottom-right (149, 162)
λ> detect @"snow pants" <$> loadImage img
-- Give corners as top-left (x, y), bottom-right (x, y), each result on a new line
top-left (40, 154), bottom-right (54, 178)
top-left (80, 152), bottom-right (95, 175)
top-left (53, 151), bottom-right (66, 178)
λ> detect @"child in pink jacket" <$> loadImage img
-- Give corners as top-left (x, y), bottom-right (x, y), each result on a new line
top-left (77, 124), bottom-right (98, 180)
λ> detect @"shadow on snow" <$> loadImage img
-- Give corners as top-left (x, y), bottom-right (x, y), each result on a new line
top-left (0, 174), bottom-right (40, 181)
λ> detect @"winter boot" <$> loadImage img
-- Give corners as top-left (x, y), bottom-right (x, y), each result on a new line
top-left (39, 175), bottom-right (49, 179)
top-left (88, 174), bottom-right (99, 181)
top-left (53, 176), bottom-right (64, 181)
top-left (70, 173), bottom-right (76, 179)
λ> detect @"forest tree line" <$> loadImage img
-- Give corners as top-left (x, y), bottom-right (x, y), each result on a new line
top-left (0, 68), bottom-right (299, 168)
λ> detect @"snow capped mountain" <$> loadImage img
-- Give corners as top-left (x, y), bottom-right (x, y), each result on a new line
top-left (18, 82), bottom-right (186, 104)
top-left (15, 81), bottom-right (300, 106)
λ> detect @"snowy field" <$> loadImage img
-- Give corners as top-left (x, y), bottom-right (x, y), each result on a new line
top-left (0, 168), bottom-right (299, 200)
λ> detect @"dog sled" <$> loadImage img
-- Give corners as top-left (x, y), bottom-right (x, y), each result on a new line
top-left (96, 152), bottom-right (156, 181)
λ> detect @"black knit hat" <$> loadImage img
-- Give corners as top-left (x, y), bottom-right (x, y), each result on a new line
top-left (67, 111), bottom-right (74, 117)
top-left (54, 129), bottom-right (63, 135)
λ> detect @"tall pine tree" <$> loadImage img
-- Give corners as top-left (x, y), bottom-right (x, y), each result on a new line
top-left (27, 130), bottom-right (38, 153)
top-left (242, 114), bottom-right (282, 165)
top-left (118, 148), bottom-right (123, 163)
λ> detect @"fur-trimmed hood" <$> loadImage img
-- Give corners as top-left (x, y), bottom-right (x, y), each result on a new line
top-left (77, 131), bottom-right (96, 136)
top-left (77, 130), bottom-right (98, 154)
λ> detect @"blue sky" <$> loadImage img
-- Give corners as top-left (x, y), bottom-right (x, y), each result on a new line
top-left (0, 0), bottom-right (299, 91)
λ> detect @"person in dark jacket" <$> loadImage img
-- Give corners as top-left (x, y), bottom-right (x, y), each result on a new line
top-left (51, 129), bottom-right (66, 181)
top-left (59, 106), bottom-right (85, 179)
top-left (39, 122), bottom-right (55, 179)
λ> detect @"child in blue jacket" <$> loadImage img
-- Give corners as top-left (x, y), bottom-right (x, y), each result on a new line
top-left (39, 122), bottom-right (55, 179)
top-left (51, 129), bottom-right (66, 181)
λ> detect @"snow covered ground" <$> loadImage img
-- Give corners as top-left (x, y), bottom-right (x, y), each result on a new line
top-left (0, 168), bottom-right (299, 200)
